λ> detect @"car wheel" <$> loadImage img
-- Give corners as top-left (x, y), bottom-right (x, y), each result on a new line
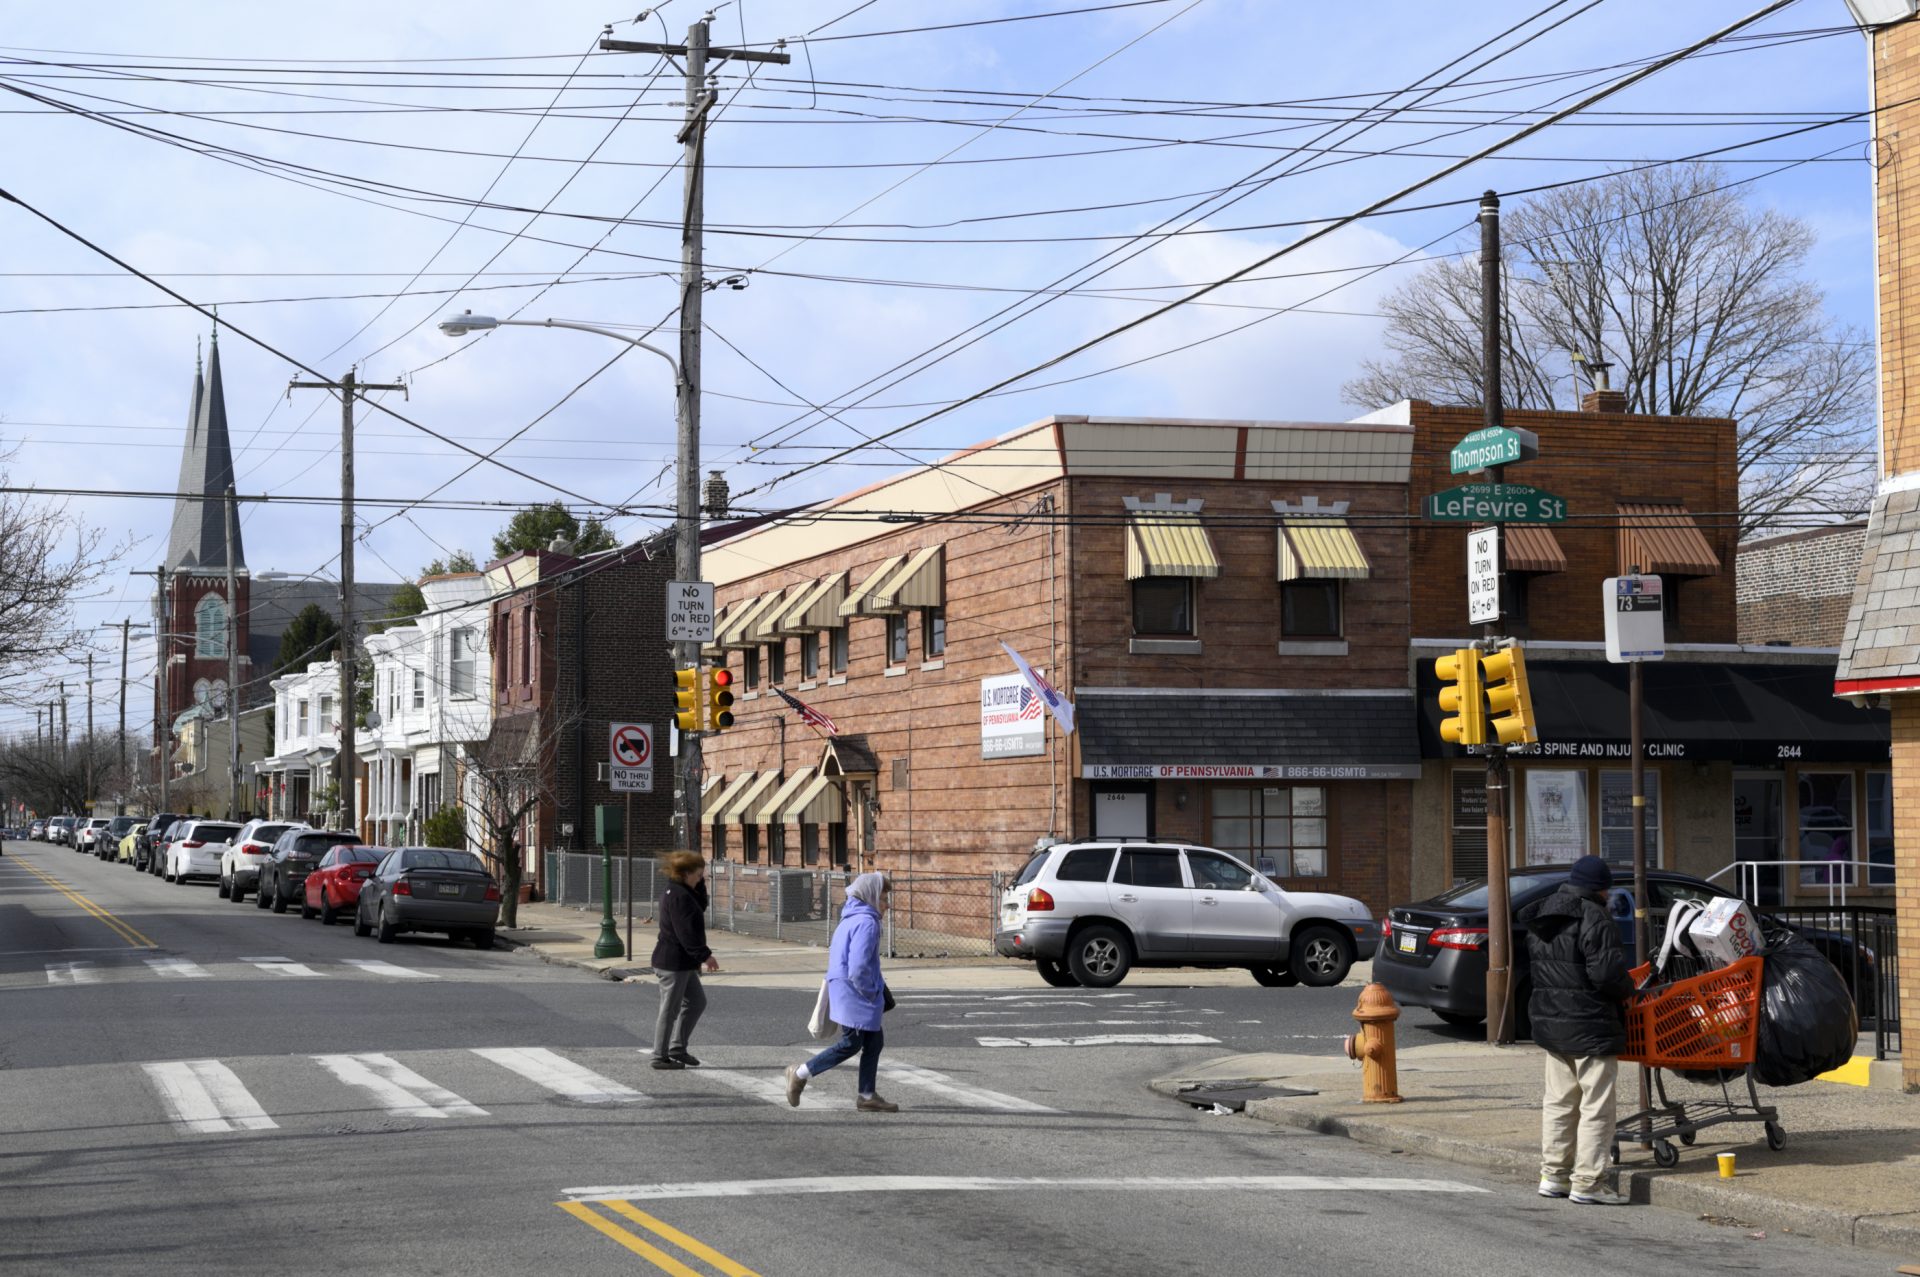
top-left (1292, 925), bottom-right (1352, 988)
top-left (353, 903), bottom-right (373, 938)
top-left (471, 929), bottom-right (495, 951)
top-left (163, 863), bottom-right (175, 883)
top-left (271, 884), bottom-right (289, 914)
top-left (300, 893), bottom-right (317, 920)
top-left (255, 876), bottom-right (271, 908)
top-left (217, 875), bottom-right (230, 899)
top-left (376, 908), bottom-right (398, 945)
top-left (231, 878), bottom-right (248, 904)
top-left (319, 892), bottom-right (337, 927)
top-left (1250, 965), bottom-right (1298, 988)
top-left (1035, 958), bottom-right (1078, 988)
top-left (1066, 925), bottom-right (1132, 989)
top-left (1435, 1010), bottom-right (1485, 1028)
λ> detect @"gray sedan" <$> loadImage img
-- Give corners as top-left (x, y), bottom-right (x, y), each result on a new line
top-left (353, 847), bottom-right (500, 949)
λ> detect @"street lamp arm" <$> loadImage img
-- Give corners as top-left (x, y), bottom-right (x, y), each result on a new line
top-left (506, 318), bottom-right (682, 384)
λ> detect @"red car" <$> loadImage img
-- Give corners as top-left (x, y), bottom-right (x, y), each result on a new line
top-left (303, 845), bottom-right (387, 925)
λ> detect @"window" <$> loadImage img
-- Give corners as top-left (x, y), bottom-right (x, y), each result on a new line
top-left (830, 625), bottom-right (849, 674)
top-left (801, 823), bottom-right (820, 866)
top-left (1115, 848), bottom-right (1184, 888)
top-left (1599, 771), bottom-right (1661, 868)
top-left (1056, 846), bottom-right (1117, 882)
top-left (1797, 772), bottom-right (1855, 887)
top-left (1660, 578), bottom-right (1682, 633)
top-left (1867, 772), bottom-right (1894, 887)
top-left (741, 824), bottom-right (760, 864)
top-left (829, 822), bottom-right (849, 868)
top-left (886, 613), bottom-right (909, 664)
top-left (491, 618), bottom-right (507, 697)
top-left (1449, 770), bottom-right (1488, 883)
top-left (411, 670), bottom-right (426, 710)
top-left (800, 632), bottom-right (819, 680)
top-left (296, 699), bottom-right (310, 736)
top-left (710, 824), bottom-right (728, 862)
top-left (318, 696), bottom-right (334, 734)
top-left (1131, 578), bottom-right (1193, 636)
top-left (768, 642), bottom-right (786, 685)
top-left (449, 627), bottom-right (477, 698)
top-left (1187, 851), bottom-right (1256, 891)
top-left (278, 697), bottom-right (289, 742)
top-left (194, 592), bottom-right (228, 659)
top-left (520, 609), bottom-right (533, 687)
top-left (1210, 786), bottom-right (1329, 878)
top-left (767, 823), bottom-right (786, 866)
top-left (923, 609), bottom-right (946, 657)
top-left (1524, 770), bottom-right (1588, 864)
top-left (1280, 581), bottom-right (1341, 638)
top-left (744, 647), bottom-right (761, 688)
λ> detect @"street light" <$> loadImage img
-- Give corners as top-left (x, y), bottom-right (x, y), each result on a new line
top-left (440, 310), bottom-right (695, 963)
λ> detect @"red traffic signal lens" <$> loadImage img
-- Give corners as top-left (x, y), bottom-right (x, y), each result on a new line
top-left (711, 669), bottom-right (733, 687)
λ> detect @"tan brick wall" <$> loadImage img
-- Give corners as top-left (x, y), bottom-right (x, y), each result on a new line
top-left (1879, 19), bottom-right (1920, 477)
top-left (1893, 699), bottom-right (1920, 1091)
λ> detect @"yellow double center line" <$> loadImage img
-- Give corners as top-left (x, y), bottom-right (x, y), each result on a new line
top-left (10, 856), bottom-right (156, 949)
top-left (558, 1201), bottom-right (760, 1276)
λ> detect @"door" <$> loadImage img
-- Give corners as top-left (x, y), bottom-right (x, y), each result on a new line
top-left (1091, 784), bottom-right (1152, 839)
top-left (1107, 846), bottom-right (1190, 957)
top-left (1732, 774), bottom-right (1785, 906)
top-left (1184, 849), bottom-right (1281, 961)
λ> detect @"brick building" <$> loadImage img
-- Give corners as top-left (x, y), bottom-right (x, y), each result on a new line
top-left (480, 543), bottom-right (676, 895)
top-left (1738, 522), bottom-right (1866, 647)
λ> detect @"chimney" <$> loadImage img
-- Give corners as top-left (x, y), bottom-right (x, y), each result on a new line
top-left (1581, 388), bottom-right (1628, 414)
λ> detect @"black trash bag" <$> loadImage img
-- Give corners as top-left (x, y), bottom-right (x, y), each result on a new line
top-left (1752, 935), bottom-right (1858, 1088)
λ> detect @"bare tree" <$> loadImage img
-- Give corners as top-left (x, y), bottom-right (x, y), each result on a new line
top-left (0, 732), bottom-right (120, 814)
top-left (1344, 163), bottom-right (1874, 535)
top-left (0, 450), bottom-right (122, 704)
top-left (459, 701), bottom-right (576, 929)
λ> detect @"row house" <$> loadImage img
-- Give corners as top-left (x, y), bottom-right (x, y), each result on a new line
top-left (256, 658), bottom-right (344, 823)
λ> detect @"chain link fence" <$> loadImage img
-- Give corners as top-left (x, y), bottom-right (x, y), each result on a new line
top-left (543, 851), bottom-right (1008, 958)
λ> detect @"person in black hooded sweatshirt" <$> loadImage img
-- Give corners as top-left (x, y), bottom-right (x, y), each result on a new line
top-left (650, 851), bottom-right (719, 1069)
top-left (1520, 854), bottom-right (1634, 1206)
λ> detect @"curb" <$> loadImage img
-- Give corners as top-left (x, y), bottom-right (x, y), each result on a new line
top-left (495, 933), bottom-right (628, 980)
top-left (1152, 1077), bottom-right (1920, 1257)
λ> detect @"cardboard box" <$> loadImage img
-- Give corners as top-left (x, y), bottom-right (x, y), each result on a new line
top-left (1688, 897), bottom-right (1761, 966)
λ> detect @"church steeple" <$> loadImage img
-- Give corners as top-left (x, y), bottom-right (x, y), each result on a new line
top-left (165, 325), bottom-right (244, 571)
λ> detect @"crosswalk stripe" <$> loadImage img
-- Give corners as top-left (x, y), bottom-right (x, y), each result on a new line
top-left (702, 1068), bottom-right (833, 1111)
top-left (240, 956), bottom-right (323, 978)
top-left (340, 959), bottom-right (437, 979)
top-left (313, 1053), bottom-right (487, 1119)
top-left (146, 957), bottom-right (209, 979)
top-left (45, 961), bottom-right (99, 985)
top-left (880, 1062), bottom-right (1060, 1113)
top-left (975, 1033), bottom-right (1220, 1048)
top-left (472, 1047), bottom-right (647, 1104)
top-left (143, 1060), bottom-right (277, 1134)
top-left (563, 1174), bottom-right (1491, 1202)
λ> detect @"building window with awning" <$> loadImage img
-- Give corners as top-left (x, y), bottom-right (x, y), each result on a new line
top-left (1132, 578), bottom-right (1193, 636)
top-left (1272, 502), bottom-right (1368, 642)
top-left (1281, 581), bottom-right (1341, 638)
top-left (1124, 497), bottom-right (1215, 641)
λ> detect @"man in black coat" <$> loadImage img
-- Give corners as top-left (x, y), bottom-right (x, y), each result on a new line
top-left (1520, 854), bottom-right (1634, 1206)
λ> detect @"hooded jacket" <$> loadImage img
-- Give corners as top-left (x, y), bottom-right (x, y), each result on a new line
top-left (825, 895), bottom-right (885, 1032)
top-left (650, 878), bottom-right (712, 971)
top-left (1520, 884), bottom-right (1634, 1056)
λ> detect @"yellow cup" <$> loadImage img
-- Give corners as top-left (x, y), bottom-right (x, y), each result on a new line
top-left (1717, 1153), bottom-right (1737, 1179)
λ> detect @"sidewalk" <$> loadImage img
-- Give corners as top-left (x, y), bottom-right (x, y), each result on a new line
top-left (498, 900), bottom-right (1373, 990)
top-left (1151, 1041), bottom-right (1920, 1258)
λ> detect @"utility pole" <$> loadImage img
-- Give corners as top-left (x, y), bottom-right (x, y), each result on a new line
top-left (100, 619), bottom-right (149, 815)
top-left (600, 18), bottom-right (787, 854)
top-left (86, 652), bottom-right (95, 811)
top-left (1478, 190), bottom-right (1515, 1048)
top-left (59, 682), bottom-right (67, 759)
top-left (224, 484), bottom-right (243, 822)
top-left (290, 369), bottom-right (404, 836)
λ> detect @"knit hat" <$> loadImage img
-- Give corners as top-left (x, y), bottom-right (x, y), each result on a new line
top-left (1567, 855), bottom-right (1612, 891)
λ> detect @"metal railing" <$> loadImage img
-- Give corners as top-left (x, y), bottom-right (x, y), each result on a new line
top-left (1705, 858), bottom-right (1892, 908)
top-left (541, 851), bottom-right (1008, 958)
top-left (1762, 904), bottom-right (1902, 1061)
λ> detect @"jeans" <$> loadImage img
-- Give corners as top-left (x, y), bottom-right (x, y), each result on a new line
top-left (652, 967), bottom-right (707, 1058)
top-left (1540, 1051), bottom-right (1619, 1192)
top-left (805, 1026), bottom-right (885, 1096)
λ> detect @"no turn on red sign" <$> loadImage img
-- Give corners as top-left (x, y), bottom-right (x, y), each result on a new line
top-left (608, 722), bottom-right (654, 793)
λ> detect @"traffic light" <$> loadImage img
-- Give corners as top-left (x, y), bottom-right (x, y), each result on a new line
top-left (674, 666), bottom-right (703, 734)
top-left (1482, 641), bottom-right (1538, 746)
top-left (1436, 647), bottom-right (1486, 747)
top-left (707, 666), bottom-right (735, 731)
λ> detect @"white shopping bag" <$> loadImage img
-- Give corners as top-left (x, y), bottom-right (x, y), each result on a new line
top-left (1654, 899), bottom-right (1709, 975)
top-left (806, 979), bottom-right (837, 1040)
top-left (1687, 896), bottom-right (1762, 967)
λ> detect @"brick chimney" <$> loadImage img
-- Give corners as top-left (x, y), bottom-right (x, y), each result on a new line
top-left (1581, 388), bottom-right (1628, 414)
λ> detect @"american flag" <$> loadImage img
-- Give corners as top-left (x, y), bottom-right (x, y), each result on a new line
top-left (772, 686), bottom-right (838, 737)
top-left (1017, 686), bottom-right (1044, 720)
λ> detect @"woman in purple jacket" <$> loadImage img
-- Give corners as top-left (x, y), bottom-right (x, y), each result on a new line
top-left (786, 873), bottom-right (897, 1112)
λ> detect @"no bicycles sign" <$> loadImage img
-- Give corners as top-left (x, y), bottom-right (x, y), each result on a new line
top-left (608, 722), bottom-right (653, 793)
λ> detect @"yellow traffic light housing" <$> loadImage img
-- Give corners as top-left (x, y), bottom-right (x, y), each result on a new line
top-left (674, 666), bottom-right (703, 734)
top-left (1436, 647), bottom-right (1486, 747)
top-left (707, 666), bottom-right (736, 731)
top-left (1482, 641), bottom-right (1537, 746)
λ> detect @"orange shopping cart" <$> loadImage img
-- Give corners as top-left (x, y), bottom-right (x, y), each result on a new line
top-left (1610, 953), bottom-right (1785, 1169)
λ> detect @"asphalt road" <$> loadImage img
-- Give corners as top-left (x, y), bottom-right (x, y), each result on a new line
top-left (0, 840), bottom-right (1886, 1276)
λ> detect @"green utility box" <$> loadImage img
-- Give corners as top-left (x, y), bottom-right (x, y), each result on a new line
top-left (595, 803), bottom-right (623, 847)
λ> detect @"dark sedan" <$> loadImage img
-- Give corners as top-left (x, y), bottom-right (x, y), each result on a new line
top-left (142, 815), bottom-right (185, 873)
top-left (353, 847), bottom-right (500, 949)
top-left (257, 829), bottom-right (360, 913)
top-left (1376, 866), bottom-right (1874, 1033)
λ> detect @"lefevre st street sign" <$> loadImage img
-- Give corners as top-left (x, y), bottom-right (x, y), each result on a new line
top-left (1449, 424), bottom-right (1539, 474)
top-left (1424, 482), bottom-right (1567, 524)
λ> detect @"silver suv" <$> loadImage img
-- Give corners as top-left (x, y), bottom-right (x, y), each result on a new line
top-left (995, 841), bottom-right (1380, 989)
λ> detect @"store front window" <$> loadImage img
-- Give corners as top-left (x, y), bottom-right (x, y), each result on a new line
top-left (1598, 770), bottom-right (1660, 869)
top-left (1450, 770), bottom-right (1488, 883)
top-left (1209, 786), bottom-right (1327, 878)
top-left (1867, 771), bottom-right (1894, 887)
top-left (1797, 772), bottom-right (1855, 887)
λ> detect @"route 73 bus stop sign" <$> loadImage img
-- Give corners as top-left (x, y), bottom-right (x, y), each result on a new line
top-left (1604, 575), bottom-right (1665, 663)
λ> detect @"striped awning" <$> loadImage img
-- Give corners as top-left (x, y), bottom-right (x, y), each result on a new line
top-left (718, 591), bottom-right (786, 649)
top-left (754, 767), bottom-right (816, 824)
top-left (1504, 525), bottom-right (1568, 574)
top-left (1277, 518), bottom-right (1370, 581)
top-left (839, 555), bottom-right (907, 617)
top-left (1618, 503), bottom-right (1721, 577)
top-left (717, 771), bottom-right (780, 826)
top-left (781, 771), bottom-right (845, 825)
top-left (742, 588), bottom-right (790, 644)
top-left (775, 573), bottom-right (846, 633)
top-left (703, 772), bottom-right (757, 824)
top-left (1126, 510), bottom-right (1220, 580)
top-left (873, 545), bottom-right (943, 611)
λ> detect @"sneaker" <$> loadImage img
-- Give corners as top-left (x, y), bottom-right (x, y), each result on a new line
top-left (1570, 1186), bottom-right (1630, 1206)
top-left (784, 1065), bottom-right (807, 1107)
top-left (1537, 1179), bottom-right (1570, 1199)
top-left (649, 1056), bottom-right (684, 1071)
top-left (668, 1049), bottom-right (701, 1068)
top-left (856, 1094), bottom-right (900, 1113)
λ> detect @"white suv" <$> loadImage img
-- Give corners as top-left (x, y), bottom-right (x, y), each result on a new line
top-left (996, 841), bottom-right (1380, 989)
top-left (166, 820), bottom-right (242, 885)
top-left (222, 819), bottom-right (308, 903)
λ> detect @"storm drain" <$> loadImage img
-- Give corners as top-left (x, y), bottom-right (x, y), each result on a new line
top-left (1173, 1081), bottom-right (1317, 1112)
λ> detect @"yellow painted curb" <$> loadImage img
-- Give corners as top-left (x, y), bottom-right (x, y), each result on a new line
top-left (1816, 1055), bottom-right (1872, 1087)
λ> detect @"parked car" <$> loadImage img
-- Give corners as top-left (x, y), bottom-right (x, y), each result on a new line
top-left (995, 840), bottom-right (1380, 989)
top-left (47, 816), bottom-right (75, 846)
top-left (302, 845), bottom-right (387, 925)
top-left (138, 813), bottom-right (184, 872)
top-left (29, 820), bottom-right (47, 841)
top-left (164, 820), bottom-right (242, 885)
top-left (96, 815), bottom-right (138, 860)
top-left (354, 846), bottom-right (500, 948)
top-left (222, 820), bottom-right (308, 903)
top-left (1376, 866), bottom-right (1877, 1032)
top-left (118, 823), bottom-right (147, 864)
top-left (75, 818), bottom-right (111, 855)
top-left (258, 829), bottom-right (360, 914)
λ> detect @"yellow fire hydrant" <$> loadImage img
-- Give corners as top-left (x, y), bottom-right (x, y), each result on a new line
top-left (1343, 982), bottom-right (1403, 1104)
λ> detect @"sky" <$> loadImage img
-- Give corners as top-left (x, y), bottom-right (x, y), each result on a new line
top-left (0, 0), bottom-right (1883, 739)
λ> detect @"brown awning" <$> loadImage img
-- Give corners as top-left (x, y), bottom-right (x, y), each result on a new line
top-left (1618, 503), bottom-right (1721, 577)
top-left (1504, 525), bottom-right (1567, 574)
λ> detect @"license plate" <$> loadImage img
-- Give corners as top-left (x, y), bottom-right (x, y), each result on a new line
top-left (1398, 932), bottom-right (1418, 953)
top-left (437, 884), bottom-right (463, 897)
